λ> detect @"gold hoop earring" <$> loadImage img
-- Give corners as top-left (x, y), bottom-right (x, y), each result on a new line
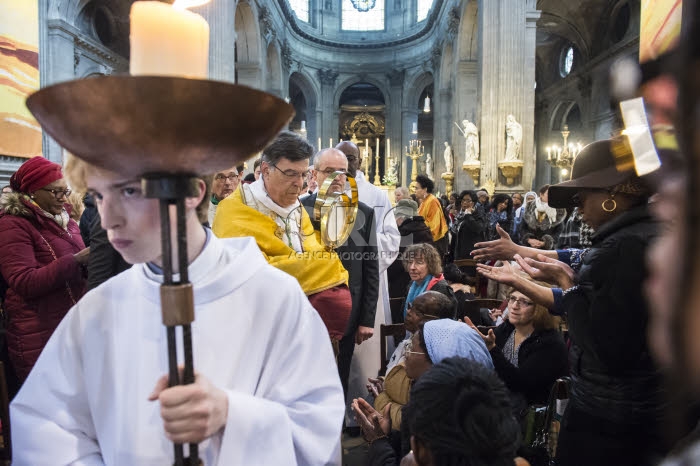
top-left (602, 198), bottom-right (617, 212)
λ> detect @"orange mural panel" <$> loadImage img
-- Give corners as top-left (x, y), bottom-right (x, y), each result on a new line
top-left (640, 0), bottom-right (683, 64)
top-left (0, 0), bottom-right (41, 158)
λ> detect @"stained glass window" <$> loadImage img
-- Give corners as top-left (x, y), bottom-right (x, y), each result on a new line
top-left (560, 46), bottom-right (574, 77)
top-left (288, 0), bottom-right (309, 23)
top-left (342, 0), bottom-right (385, 31)
top-left (417, 0), bottom-right (433, 22)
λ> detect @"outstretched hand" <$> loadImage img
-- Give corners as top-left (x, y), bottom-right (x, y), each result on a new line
top-left (149, 370), bottom-right (228, 444)
top-left (352, 398), bottom-right (391, 442)
top-left (476, 260), bottom-right (519, 287)
top-left (471, 224), bottom-right (519, 261)
top-left (463, 316), bottom-right (496, 350)
top-left (515, 253), bottom-right (576, 290)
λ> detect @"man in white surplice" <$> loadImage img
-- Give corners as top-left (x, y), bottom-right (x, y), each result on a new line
top-left (336, 141), bottom-right (401, 427)
top-left (10, 162), bottom-right (344, 465)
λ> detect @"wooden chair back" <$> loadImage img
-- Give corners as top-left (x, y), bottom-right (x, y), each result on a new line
top-left (379, 323), bottom-right (406, 377)
top-left (453, 258), bottom-right (482, 297)
top-left (460, 298), bottom-right (503, 324)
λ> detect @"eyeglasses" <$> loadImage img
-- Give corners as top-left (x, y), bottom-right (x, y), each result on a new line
top-left (508, 296), bottom-right (534, 307)
top-left (406, 302), bottom-right (439, 320)
top-left (39, 188), bottom-right (71, 199)
top-left (271, 164), bottom-right (310, 179)
top-left (405, 340), bottom-right (426, 357)
top-left (214, 173), bottom-right (239, 182)
top-left (318, 168), bottom-right (348, 176)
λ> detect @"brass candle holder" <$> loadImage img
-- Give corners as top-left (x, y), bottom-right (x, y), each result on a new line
top-left (27, 75), bottom-right (293, 466)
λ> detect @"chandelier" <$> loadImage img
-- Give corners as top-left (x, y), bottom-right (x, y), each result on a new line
top-left (546, 124), bottom-right (582, 178)
top-left (351, 0), bottom-right (376, 12)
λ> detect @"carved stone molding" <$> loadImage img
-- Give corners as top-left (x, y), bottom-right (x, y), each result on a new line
top-left (73, 35), bottom-right (127, 69)
top-left (259, 6), bottom-right (276, 41)
top-left (447, 7), bottom-right (460, 41)
top-left (281, 39), bottom-right (293, 70)
top-left (386, 69), bottom-right (405, 86)
top-left (430, 44), bottom-right (442, 69)
top-left (317, 68), bottom-right (339, 86)
top-left (577, 75), bottom-right (593, 98)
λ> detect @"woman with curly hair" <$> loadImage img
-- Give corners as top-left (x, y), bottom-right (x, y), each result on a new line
top-left (401, 243), bottom-right (457, 319)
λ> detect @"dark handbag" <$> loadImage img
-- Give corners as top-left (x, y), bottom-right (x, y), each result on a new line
top-left (520, 377), bottom-right (570, 466)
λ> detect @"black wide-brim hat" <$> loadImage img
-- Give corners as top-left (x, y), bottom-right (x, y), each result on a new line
top-left (548, 139), bottom-right (638, 209)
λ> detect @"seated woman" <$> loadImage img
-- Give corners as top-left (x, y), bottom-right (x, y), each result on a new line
top-left (353, 319), bottom-right (495, 465)
top-left (406, 358), bottom-right (525, 466)
top-left (467, 289), bottom-right (568, 413)
top-left (518, 185), bottom-right (566, 249)
top-left (401, 243), bottom-right (457, 319)
top-left (486, 193), bottom-right (514, 241)
top-left (371, 291), bottom-right (455, 429)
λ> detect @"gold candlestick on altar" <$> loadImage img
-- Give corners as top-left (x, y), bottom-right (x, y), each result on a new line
top-left (406, 139), bottom-right (425, 193)
top-left (373, 138), bottom-right (381, 186)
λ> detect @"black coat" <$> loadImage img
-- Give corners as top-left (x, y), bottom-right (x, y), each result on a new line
top-left (451, 210), bottom-right (486, 260)
top-left (86, 213), bottom-right (131, 291)
top-left (302, 194), bottom-right (379, 334)
top-left (79, 194), bottom-right (98, 247)
top-left (491, 321), bottom-right (568, 405)
top-left (557, 204), bottom-right (665, 462)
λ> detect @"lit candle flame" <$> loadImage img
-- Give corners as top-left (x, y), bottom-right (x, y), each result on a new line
top-left (172, 0), bottom-right (210, 10)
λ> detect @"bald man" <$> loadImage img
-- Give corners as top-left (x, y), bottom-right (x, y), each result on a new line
top-left (335, 140), bottom-right (400, 429)
top-left (301, 148), bottom-right (379, 400)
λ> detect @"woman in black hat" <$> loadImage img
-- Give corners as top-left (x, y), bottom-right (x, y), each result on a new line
top-left (471, 138), bottom-right (665, 466)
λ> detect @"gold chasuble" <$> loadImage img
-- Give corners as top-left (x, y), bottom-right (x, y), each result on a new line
top-left (213, 189), bottom-right (348, 296)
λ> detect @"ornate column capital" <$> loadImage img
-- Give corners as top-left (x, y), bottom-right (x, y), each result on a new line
top-left (317, 68), bottom-right (339, 87)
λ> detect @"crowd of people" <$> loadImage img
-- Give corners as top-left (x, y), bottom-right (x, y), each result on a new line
top-left (2, 5), bottom-right (700, 463)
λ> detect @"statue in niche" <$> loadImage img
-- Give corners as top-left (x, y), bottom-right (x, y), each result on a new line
top-left (425, 153), bottom-right (433, 179)
top-left (456, 120), bottom-right (480, 162)
top-left (504, 114), bottom-right (522, 161)
top-left (443, 142), bottom-right (453, 173)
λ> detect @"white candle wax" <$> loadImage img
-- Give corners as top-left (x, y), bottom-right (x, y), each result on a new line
top-left (130, 1), bottom-right (210, 78)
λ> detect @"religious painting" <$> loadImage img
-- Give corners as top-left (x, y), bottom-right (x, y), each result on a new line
top-left (640, 0), bottom-right (683, 63)
top-left (0, 0), bottom-right (41, 158)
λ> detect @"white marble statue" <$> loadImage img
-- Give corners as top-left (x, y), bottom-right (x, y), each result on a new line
top-left (460, 120), bottom-right (480, 162)
top-left (425, 153), bottom-right (433, 179)
top-left (505, 114), bottom-right (522, 161)
top-left (443, 141), bottom-right (453, 173)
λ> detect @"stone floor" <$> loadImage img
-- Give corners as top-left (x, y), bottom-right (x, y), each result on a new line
top-left (342, 432), bottom-right (369, 465)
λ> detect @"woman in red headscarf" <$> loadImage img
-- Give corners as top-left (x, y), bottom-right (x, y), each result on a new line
top-left (0, 156), bottom-right (88, 382)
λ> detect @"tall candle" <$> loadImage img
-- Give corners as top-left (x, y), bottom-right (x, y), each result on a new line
top-left (329, 138), bottom-right (333, 148)
top-left (318, 137), bottom-right (322, 150)
top-left (130, 1), bottom-right (210, 78)
top-left (376, 138), bottom-right (380, 161)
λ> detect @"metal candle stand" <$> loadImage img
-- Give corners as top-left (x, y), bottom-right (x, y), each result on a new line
top-left (143, 175), bottom-right (201, 466)
top-left (25, 76), bottom-right (295, 465)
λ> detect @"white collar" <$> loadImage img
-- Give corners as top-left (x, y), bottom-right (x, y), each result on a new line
top-left (249, 177), bottom-right (301, 218)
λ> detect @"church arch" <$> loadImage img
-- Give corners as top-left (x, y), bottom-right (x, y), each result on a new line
top-left (333, 76), bottom-right (390, 109)
top-left (266, 41), bottom-right (283, 97)
top-left (234, 1), bottom-right (263, 87)
top-left (289, 71), bottom-right (319, 145)
top-left (457, 0), bottom-right (478, 61)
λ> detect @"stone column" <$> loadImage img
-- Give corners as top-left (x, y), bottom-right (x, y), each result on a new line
top-left (317, 69), bottom-right (339, 148)
top-left (196, 0), bottom-right (237, 83)
top-left (387, 70), bottom-right (404, 184)
top-left (477, 0), bottom-right (540, 190)
top-left (41, 19), bottom-right (77, 163)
